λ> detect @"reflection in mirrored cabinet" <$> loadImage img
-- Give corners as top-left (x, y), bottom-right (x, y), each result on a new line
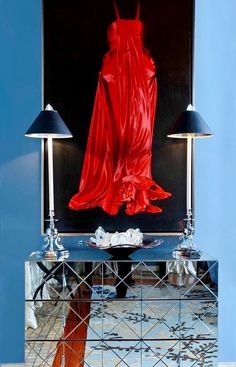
top-left (25, 251), bottom-right (218, 366)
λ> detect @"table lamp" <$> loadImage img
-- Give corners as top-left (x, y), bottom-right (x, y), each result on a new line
top-left (167, 104), bottom-right (213, 258)
top-left (25, 104), bottom-right (73, 260)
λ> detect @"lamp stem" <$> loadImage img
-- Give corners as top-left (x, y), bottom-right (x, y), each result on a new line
top-left (173, 135), bottom-right (197, 257)
top-left (177, 135), bottom-right (195, 253)
top-left (186, 136), bottom-right (192, 214)
top-left (43, 137), bottom-right (68, 259)
top-left (47, 137), bottom-right (55, 216)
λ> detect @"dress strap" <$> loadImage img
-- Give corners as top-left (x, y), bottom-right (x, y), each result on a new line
top-left (114, 1), bottom-right (140, 20)
top-left (136, 1), bottom-right (140, 19)
top-left (113, 1), bottom-right (120, 19)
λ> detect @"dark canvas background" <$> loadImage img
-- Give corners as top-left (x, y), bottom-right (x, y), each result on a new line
top-left (43, 0), bottom-right (193, 233)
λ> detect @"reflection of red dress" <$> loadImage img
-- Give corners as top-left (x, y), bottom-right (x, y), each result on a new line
top-left (69, 3), bottom-right (171, 215)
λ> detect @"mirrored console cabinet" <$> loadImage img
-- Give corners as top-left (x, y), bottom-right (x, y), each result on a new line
top-left (25, 249), bottom-right (218, 366)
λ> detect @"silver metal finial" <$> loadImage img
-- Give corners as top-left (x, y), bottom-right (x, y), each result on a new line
top-left (187, 104), bottom-right (195, 111)
top-left (45, 104), bottom-right (54, 111)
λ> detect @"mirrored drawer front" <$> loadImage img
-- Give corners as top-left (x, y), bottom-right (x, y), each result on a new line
top-left (25, 340), bottom-right (218, 367)
top-left (25, 258), bottom-right (218, 366)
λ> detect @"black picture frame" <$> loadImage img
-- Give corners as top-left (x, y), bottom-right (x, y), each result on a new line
top-left (43, 0), bottom-right (194, 234)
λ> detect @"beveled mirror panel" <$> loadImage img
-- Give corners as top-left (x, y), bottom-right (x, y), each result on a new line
top-left (25, 258), bottom-right (218, 366)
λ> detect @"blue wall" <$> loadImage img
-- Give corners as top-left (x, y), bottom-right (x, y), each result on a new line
top-left (0, 0), bottom-right (235, 363)
top-left (0, 0), bottom-right (42, 362)
top-left (195, 0), bottom-right (236, 362)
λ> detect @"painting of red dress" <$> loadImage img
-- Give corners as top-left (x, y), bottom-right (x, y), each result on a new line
top-left (43, 0), bottom-right (193, 233)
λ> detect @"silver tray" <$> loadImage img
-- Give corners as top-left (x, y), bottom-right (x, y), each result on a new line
top-left (87, 236), bottom-right (164, 250)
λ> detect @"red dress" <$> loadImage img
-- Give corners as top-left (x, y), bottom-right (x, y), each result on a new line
top-left (69, 3), bottom-right (171, 215)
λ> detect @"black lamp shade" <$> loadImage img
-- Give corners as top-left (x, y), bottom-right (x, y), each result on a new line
top-left (167, 110), bottom-right (213, 138)
top-left (25, 110), bottom-right (72, 138)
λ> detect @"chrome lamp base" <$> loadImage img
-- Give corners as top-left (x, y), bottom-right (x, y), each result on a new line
top-left (173, 246), bottom-right (201, 259)
top-left (173, 211), bottom-right (201, 259)
top-left (43, 217), bottom-right (69, 260)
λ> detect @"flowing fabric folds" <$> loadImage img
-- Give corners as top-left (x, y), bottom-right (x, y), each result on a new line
top-left (69, 17), bottom-right (171, 215)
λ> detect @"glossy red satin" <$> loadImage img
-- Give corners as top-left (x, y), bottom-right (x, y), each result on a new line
top-left (69, 7), bottom-right (171, 215)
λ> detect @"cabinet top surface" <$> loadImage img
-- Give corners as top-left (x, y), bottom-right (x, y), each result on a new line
top-left (28, 248), bottom-right (217, 263)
